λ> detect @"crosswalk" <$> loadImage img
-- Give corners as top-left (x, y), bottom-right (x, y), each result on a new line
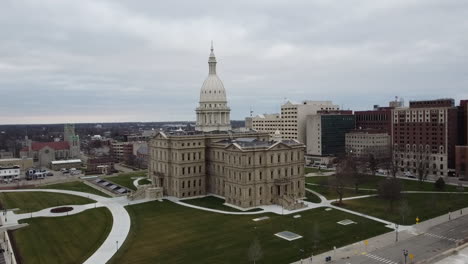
top-left (365, 253), bottom-right (398, 264)
top-left (424, 232), bottom-right (458, 242)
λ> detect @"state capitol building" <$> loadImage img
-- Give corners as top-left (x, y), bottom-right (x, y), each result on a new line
top-left (148, 45), bottom-right (306, 210)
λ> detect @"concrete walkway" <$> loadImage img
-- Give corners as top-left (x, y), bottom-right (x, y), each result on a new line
top-left (0, 189), bottom-right (154, 264)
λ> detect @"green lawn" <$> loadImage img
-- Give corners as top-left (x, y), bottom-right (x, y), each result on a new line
top-left (182, 196), bottom-right (262, 212)
top-left (306, 176), bottom-right (467, 192)
top-left (106, 171), bottom-right (147, 191)
top-left (306, 184), bottom-right (376, 200)
top-left (305, 190), bottom-right (322, 203)
top-left (108, 201), bottom-right (390, 264)
top-left (138, 178), bottom-right (152, 185)
top-left (13, 207), bottom-right (113, 264)
top-left (304, 167), bottom-right (333, 174)
top-left (335, 193), bottom-right (468, 225)
top-left (0, 192), bottom-right (95, 214)
top-left (39, 181), bottom-right (111, 198)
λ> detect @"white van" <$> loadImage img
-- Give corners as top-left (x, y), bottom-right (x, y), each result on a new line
top-left (34, 172), bottom-right (46, 179)
top-left (404, 171), bottom-right (415, 178)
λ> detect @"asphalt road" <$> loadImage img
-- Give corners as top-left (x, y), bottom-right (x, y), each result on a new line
top-left (334, 214), bottom-right (468, 264)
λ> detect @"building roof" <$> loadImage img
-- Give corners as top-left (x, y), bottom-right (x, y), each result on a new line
top-left (216, 138), bottom-right (303, 150)
top-left (21, 141), bottom-right (70, 152)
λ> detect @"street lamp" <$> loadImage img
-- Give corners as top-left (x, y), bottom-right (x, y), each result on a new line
top-left (403, 249), bottom-right (408, 264)
top-left (395, 224), bottom-right (399, 242)
top-left (116, 240), bottom-right (119, 251)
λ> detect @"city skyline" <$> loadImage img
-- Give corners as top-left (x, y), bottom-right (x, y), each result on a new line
top-left (1, 0), bottom-right (468, 124)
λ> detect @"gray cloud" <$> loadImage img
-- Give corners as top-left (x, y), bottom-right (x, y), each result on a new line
top-left (1, 0), bottom-right (467, 124)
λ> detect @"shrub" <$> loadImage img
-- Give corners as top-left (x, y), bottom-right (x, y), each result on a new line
top-left (434, 177), bottom-right (446, 191)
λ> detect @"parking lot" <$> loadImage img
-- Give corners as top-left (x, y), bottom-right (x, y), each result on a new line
top-left (0, 168), bottom-right (83, 188)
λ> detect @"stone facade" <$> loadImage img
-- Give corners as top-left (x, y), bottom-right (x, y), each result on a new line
top-left (148, 44), bottom-right (305, 209)
top-left (346, 130), bottom-right (391, 160)
top-left (149, 132), bottom-right (306, 209)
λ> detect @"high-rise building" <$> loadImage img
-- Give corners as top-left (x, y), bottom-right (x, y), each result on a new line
top-left (247, 113), bottom-right (282, 137)
top-left (455, 146), bottom-right (468, 180)
top-left (306, 111), bottom-right (355, 157)
top-left (345, 129), bottom-right (391, 160)
top-left (392, 99), bottom-right (458, 177)
top-left (355, 98), bottom-right (405, 133)
top-left (458, 100), bottom-right (468, 145)
top-left (281, 101), bottom-right (339, 143)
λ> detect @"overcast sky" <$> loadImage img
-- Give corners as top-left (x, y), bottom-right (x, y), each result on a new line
top-left (1, 0), bottom-right (467, 124)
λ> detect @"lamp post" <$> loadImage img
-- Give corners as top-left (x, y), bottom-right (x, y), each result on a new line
top-left (395, 224), bottom-right (399, 242)
top-left (403, 249), bottom-right (408, 264)
top-left (116, 240), bottom-right (118, 252)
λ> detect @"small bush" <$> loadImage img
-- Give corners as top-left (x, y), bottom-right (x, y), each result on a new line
top-left (434, 177), bottom-right (446, 191)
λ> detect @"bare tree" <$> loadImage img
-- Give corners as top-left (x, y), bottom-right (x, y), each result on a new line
top-left (368, 153), bottom-right (377, 177)
top-left (378, 178), bottom-right (402, 212)
top-left (332, 156), bottom-right (352, 204)
top-left (382, 145), bottom-right (400, 179)
top-left (399, 198), bottom-right (411, 225)
top-left (248, 238), bottom-right (263, 264)
top-left (415, 150), bottom-right (430, 184)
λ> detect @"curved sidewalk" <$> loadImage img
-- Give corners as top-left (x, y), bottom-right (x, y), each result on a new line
top-left (0, 189), bottom-right (136, 264)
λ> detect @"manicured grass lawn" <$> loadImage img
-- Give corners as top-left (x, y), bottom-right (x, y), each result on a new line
top-left (39, 181), bottom-right (111, 198)
top-left (0, 192), bottom-right (95, 214)
top-left (306, 184), bottom-right (376, 200)
top-left (106, 171), bottom-right (147, 191)
top-left (304, 167), bottom-right (332, 174)
top-left (138, 178), bottom-right (152, 185)
top-left (13, 207), bottom-right (112, 264)
top-left (108, 201), bottom-right (390, 264)
top-left (305, 190), bottom-right (322, 203)
top-left (182, 196), bottom-right (262, 212)
top-left (306, 176), bottom-right (467, 192)
top-left (336, 193), bottom-right (468, 225)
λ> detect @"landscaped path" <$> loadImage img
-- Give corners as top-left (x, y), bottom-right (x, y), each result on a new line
top-left (0, 189), bottom-right (154, 264)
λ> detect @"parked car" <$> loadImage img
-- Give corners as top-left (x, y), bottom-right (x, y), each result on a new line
top-left (376, 169), bottom-right (388, 175)
top-left (404, 171), bottom-right (415, 178)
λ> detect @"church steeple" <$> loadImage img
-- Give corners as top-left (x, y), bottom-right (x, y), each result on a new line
top-left (208, 41), bottom-right (217, 75)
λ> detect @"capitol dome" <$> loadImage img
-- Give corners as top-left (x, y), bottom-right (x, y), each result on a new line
top-left (200, 74), bottom-right (227, 103)
top-left (195, 43), bottom-right (231, 132)
top-left (199, 45), bottom-right (227, 103)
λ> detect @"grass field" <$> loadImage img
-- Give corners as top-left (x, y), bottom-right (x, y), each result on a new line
top-left (182, 196), bottom-right (262, 212)
top-left (306, 184), bottom-right (377, 200)
top-left (105, 171), bottom-right (147, 191)
top-left (108, 201), bottom-right (390, 264)
top-left (13, 207), bottom-right (112, 264)
top-left (306, 176), bottom-right (467, 193)
top-left (0, 192), bottom-right (95, 214)
top-left (138, 178), bottom-right (152, 185)
top-left (336, 193), bottom-right (468, 225)
top-left (39, 181), bottom-right (111, 198)
top-left (304, 190), bottom-right (322, 203)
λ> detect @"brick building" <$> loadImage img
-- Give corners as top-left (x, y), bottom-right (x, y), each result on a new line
top-left (392, 99), bottom-right (458, 177)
